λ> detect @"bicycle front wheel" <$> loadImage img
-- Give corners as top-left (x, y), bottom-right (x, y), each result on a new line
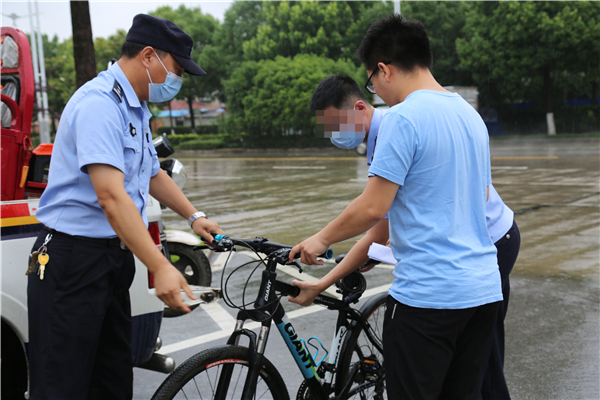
top-left (336, 292), bottom-right (387, 400)
top-left (152, 344), bottom-right (290, 400)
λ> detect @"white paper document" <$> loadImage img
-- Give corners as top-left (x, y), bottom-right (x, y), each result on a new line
top-left (367, 243), bottom-right (397, 265)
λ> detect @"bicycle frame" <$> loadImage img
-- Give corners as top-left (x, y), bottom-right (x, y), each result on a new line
top-left (216, 250), bottom-right (383, 400)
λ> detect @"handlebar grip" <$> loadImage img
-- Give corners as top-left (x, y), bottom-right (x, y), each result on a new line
top-left (295, 249), bottom-right (334, 260)
top-left (290, 284), bottom-right (301, 297)
top-left (213, 234), bottom-right (228, 241)
top-left (321, 249), bottom-right (334, 260)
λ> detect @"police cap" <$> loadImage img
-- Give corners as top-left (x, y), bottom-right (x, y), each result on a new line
top-left (126, 14), bottom-right (206, 76)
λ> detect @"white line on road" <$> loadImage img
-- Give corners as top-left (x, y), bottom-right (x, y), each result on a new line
top-left (491, 166), bottom-right (528, 170)
top-left (272, 166), bottom-right (327, 169)
top-left (276, 264), bottom-right (341, 298)
top-left (199, 301), bottom-right (237, 331)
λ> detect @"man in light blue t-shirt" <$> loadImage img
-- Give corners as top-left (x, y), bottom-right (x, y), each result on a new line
top-left (290, 15), bottom-right (503, 399)
top-left (311, 75), bottom-right (519, 399)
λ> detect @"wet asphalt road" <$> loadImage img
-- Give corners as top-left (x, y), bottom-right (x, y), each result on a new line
top-left (134, 136), bottom-right (599, 399)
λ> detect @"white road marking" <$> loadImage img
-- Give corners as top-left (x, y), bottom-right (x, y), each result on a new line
top-left (372, 264), bottom-right (395, 269)
top-left (272, 166), bottom-right (326, 170)
top-left (491, 166), bottom-right (528, 170)
top-left (187, 175), bottom-right (243, 180)
top-left (199, 301), bottom-right (237, 331)
top-left (276, 264), bottom-right (340, 298)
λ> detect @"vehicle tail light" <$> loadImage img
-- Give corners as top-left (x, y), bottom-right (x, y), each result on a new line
top-left (148, 221), bottom-right (161, 245)
top-left (147, 221), bottom-right (161, 289)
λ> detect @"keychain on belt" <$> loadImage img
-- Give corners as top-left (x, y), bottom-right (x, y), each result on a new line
top-left (26, 233), bottom-right (52, 280)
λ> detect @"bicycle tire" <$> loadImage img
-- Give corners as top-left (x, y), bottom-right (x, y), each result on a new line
top-left (151, 344), bottom-right (290, 400)
top-left (336, 292), bottom-right (387, 400)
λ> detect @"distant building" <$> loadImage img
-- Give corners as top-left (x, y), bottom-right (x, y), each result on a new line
top-left (151, 99), bottom-right (227, 132)
top-left (443, 86), bottom-right (479, 111)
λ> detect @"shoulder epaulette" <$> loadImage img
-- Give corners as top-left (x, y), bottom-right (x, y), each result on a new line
top-left (112, 80), bottom-right (123, 103)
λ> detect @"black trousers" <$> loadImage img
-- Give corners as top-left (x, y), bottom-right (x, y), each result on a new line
top-left (383, 296), bottom-right (500, 400)
top-left (27, 229), bottom-right (135, 400)
top-left (481, 220), bottom-right (521, 400)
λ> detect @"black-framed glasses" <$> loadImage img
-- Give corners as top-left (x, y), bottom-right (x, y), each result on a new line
top-left (364, 62), bottom-right (390, 94)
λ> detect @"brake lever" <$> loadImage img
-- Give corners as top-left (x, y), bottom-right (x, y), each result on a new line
top-left (273, 249), bottom-right (303, 272)
top-left (285, 261), bottom-right (303, 273)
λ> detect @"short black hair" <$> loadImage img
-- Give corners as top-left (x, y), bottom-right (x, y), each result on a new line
top-left (357, 14), bottom-right (433, 73)
top-left (310, 75), bottom-right (368, 114)
top-left (120, 41), bottom-right (168, 59)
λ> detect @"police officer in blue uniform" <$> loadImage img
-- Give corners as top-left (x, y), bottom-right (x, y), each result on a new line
top-left (27, 14), bottom-right (224, 400)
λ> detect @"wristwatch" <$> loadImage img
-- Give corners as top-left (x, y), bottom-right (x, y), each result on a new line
top-left (187, 211), bottom-right (207, 228)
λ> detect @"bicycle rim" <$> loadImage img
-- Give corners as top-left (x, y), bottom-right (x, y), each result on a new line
top-left (337, 293), bottom-right (387, 400)
top-left (152, 345), bottom-right (289, 400)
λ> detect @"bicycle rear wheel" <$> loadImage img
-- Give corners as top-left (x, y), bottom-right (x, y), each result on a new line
top-left (151, 344), bottom-right (290, 400)
top-left (336, 292), bottom-right (387, 400)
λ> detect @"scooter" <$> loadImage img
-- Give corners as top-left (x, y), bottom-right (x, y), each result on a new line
top-left (153, 133), bottom-right (212, 317)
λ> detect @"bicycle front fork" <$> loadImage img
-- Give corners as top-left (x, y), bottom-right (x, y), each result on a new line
top-left (223, 317), bottom-right (272, 400)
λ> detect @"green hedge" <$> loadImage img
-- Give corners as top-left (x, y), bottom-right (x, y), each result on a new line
top-left (156, 125), bottom-right (219, 135)
top-left (174, 133), bottom-right (245, 150)
top-left (157, 133), bottom-right (200, 146)
top-left (242, 134), bottom-right (334, 149)
top-left (152, 131), bottom-right (337, 151)
top-left (177, 139), bottom-right (226, 150)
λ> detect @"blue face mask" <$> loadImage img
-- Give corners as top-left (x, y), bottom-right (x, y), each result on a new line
top-left (330, 106), bottom-right (366, 149)
top-left (331, 132), bottom-right (365, 149)
top-left (146, 51), bottom-right (183, 103)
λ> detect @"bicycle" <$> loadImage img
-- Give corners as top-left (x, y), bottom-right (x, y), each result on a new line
top-left (151, 235), bottom-right (387, 400)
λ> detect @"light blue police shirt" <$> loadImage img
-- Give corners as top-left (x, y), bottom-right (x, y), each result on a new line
top-left (36, 63), bottom-right (160, 238)
top-left (487, 183), bottom-right (514, 242)
top-left (366, 108), bottom-right (385, 166)
top-left (369, 90), bottom-right (502, 309)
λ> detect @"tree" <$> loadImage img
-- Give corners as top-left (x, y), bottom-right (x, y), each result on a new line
top-left (209, 1), bottom-right (266, 102)
top-left (457, 1), bottom-right (600, 135)
top-left (217, 1), bottom-right (265, 62)
top-left (223, 54), bottom-right (362, 137)
top-left (41, 34), bottom-right (76, 129)
top-left (94, 30), bottom-right (127, 74)
top-left (150, 5), bottom-right (219, 132)
top-left (70, 1), bottom-right (96, 88)
top-left (243, 1), bottom-right (354, 61)
top-left (400, 1), bottom-right (472, 86)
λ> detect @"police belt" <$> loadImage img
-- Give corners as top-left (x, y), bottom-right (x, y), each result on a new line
top-left (43, 227), bottom-right (128, 250)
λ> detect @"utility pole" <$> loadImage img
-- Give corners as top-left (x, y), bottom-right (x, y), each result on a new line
top-left (394, 1), bottom-right (401, 15)
top-left (27, 0), bottom-right (51, 144)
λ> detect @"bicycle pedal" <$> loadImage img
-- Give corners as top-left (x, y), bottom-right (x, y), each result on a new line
top-left (361, 356), bottom-right (382, 381)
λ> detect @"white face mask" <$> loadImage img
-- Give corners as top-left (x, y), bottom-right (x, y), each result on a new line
top-left (330, 106), bottom-right (366, 149)
top-left (146, 50), bottom-right (183, 103)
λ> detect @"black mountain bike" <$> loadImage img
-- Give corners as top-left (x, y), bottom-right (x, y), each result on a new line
top-left (151, 236), bottom-right (387, 400)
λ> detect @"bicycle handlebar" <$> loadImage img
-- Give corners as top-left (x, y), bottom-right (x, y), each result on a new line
top-left (208, 235), bottom-right (333, 262)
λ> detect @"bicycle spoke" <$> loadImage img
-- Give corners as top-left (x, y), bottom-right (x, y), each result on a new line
top-left (232, 365), bottom-right (243, 396)
top-left (192, 376), bottom-right (202, 400)
top-left (180, 387), bottom-right (190, 400)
